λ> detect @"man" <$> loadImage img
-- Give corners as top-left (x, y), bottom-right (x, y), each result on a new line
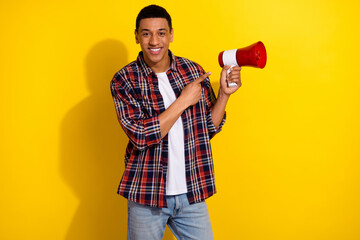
top-left (111, 4), bottom-right (241, 239)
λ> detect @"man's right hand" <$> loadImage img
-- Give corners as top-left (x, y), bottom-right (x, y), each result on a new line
top-left (179, 72), bottom-right (212, 108)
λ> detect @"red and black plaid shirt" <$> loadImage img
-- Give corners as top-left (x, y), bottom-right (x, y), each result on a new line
top-left (111, 50), bottom-right (226, 208)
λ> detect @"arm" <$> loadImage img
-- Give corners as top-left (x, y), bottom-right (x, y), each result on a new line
top-left (111, 78), bottom-right (162, 151)
top-left (211, 66), bottom-right (242, 128)
top-left (159, 72), bottom-right (212, 138)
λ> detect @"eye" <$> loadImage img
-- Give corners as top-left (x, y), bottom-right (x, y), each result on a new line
top-left (159, 32), bottom-right (166, 36)
top-left (142, 32), bottom-right (150, 37)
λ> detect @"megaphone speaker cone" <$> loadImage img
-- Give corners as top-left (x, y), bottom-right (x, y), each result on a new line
top-left (218, 41), bottom-right (267, 69)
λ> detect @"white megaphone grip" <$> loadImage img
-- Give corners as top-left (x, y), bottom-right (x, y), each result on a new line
top-left (227, 65), bottom-right (238, 88)
top-left (222, 49), bottom-right (238, 88)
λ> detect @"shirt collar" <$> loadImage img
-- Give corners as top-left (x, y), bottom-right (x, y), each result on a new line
top-left (137, 50), bottom-right (179, 76)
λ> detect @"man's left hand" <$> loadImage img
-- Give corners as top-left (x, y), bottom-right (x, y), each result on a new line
top-left (219, 65), bottom-right (242, 96)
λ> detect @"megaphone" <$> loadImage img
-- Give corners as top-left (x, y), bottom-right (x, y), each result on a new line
top-left (218, 41), bottom-right (267, 87)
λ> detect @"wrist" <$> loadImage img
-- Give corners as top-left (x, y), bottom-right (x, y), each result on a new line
top-left (218, 87), bottom-right (231, 100)
top-left (175, 95), bottom-right (190, 111)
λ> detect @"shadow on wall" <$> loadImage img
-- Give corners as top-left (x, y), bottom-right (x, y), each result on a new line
top-left (60, 39), bottom-right (175, 240)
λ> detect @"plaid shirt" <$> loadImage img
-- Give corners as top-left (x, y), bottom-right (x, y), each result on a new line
top-left (111, 50), bottom-right (226, 208)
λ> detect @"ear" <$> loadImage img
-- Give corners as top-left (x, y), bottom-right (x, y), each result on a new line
top-left (135, 29), bottom-right (139, 44)
top-left (170, 28), bottom-right (174, 43)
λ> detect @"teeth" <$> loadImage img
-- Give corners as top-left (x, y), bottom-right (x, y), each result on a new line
top-left (150, 48), bottom-right (160, 52)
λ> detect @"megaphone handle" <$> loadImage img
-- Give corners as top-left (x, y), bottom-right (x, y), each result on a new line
top-left (227, 65), bottom-right (238, 88)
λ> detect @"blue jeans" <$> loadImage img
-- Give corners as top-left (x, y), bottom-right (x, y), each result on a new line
top-left (127, 194), bottom-right (214, 240)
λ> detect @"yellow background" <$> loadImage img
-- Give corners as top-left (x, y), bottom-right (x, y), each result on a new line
top-left (1, 0), bottom-right (359, 239)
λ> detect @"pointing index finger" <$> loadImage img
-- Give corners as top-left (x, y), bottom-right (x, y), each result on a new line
top-left (194, 72), bottom-right (212, 84)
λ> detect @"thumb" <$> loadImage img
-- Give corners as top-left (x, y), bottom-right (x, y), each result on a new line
top-left (194, 72), bottom-right (212, 84)
top-left (221, 66), bottom-right (231, 78)
top-left (223, 65), bottom-right (232, 71)
top-left (221, 65), bottom-right (232, 74)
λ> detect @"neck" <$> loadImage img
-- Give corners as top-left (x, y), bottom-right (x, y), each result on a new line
top-left (144, 54), bottom-right (171, 73)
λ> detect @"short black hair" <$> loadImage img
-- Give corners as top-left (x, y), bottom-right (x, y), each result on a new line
top-left (135, 5), bottom-right (172, 32)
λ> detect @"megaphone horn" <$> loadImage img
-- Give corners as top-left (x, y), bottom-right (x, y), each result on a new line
top-left (218, 41), bottom-right (267, 69)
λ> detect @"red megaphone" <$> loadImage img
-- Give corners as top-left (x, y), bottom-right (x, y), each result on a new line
top-left (218, 41), bottom-right (267, 69)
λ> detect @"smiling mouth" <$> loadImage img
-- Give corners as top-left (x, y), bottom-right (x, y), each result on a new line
top-left (149, 48), bottom-right (161, 54)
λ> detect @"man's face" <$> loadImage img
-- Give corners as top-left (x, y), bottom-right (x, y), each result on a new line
top-left (135, 18), bottom-right (174, 73)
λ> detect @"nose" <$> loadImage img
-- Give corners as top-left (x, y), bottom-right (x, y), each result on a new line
top-left (149, 34), bottom-right (159, 46)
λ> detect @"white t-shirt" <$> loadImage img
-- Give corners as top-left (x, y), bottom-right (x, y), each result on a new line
top-left (156, 72), bottom-right (187, 196)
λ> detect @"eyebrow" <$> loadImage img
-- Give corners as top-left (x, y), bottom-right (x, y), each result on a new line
top-left (140, 28), bottom-right (168, 32)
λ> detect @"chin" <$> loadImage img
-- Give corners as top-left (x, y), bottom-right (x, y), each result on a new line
top-left (146, 54), bottom-right (165, 64)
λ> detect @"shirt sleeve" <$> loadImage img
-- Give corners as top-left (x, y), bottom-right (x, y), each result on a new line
top-left (110, 74), bottom-right (162, 151)
top-left (201, 69), bottom-right (227, 139)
